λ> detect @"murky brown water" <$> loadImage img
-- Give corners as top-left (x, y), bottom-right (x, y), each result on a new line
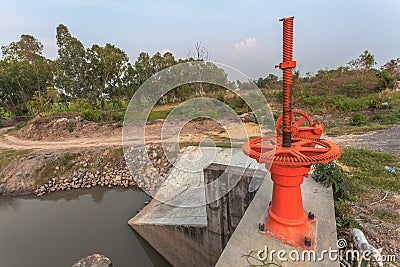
top-left (0, 187), bottom-right (170, 267)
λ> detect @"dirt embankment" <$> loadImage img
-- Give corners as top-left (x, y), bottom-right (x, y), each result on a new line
top-left (0, 147), bottom-right (125, 196)
top-left (16, 114), bottom-right (120, 141)
top-left (1, 114), bottom-right (249, 196)
top-left (0, 144), bottom-right (171, 197)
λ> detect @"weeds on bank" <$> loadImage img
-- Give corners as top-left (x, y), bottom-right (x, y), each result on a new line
top-left (33, 147), bottom-right (124, 186)
top-left (339, 147), bottom-right (400, 192)
top-left (313, 147), bottom-right (400, 235)
top-left (0, 149), bottom-right (32, 180)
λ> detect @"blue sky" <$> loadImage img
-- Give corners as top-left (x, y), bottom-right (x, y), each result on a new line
top-left (1, 0), bottom-right (399, 78)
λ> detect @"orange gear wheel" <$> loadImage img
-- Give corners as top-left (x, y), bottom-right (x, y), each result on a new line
top-left (242, 136), bottom-right (341, 166)
top-left (275, 110), bottom-right (324, 139)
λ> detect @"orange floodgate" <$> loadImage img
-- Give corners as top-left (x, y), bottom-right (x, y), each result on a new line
top-left (242, 16), bottom-right (342, 250)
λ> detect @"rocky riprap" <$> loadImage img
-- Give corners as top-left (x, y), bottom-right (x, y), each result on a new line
top-left (72, 253), bottom-right (112, 267)
top-left (35, 168), bottom-right (135, 196)
top-left (35, 144), bottom-right (174, 196)
top-left (124, 144), bottom-right (177, 196)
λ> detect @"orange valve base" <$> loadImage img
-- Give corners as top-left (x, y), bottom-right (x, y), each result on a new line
top-left (242, 136), bottom-right (342, 249)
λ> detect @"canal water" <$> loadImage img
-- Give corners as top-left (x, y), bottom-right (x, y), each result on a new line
top-left (0, 187), bottom-right (170, 267)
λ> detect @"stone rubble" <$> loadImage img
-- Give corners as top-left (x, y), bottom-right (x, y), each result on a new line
top-left (34, 144), bottom-right (174, 197)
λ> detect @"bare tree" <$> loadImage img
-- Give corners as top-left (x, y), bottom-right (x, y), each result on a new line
top-left (187, 41), bottom-right (209, 61)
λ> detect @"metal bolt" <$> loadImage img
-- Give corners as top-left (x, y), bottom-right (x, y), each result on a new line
top-left (259, 223), bottom-right (265, 232)
top-left (308, 211), bottom-right (315, 220)
top-left (304, 237), bottom-right (312, 247)
top-left (269, 201), bottom-right (272, 207)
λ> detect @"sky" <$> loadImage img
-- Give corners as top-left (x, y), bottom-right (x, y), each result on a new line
top-left (1, 0), bottom-right (399, 79)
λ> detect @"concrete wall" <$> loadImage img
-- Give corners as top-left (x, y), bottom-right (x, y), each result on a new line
top-left (130, 163), bottom-right (266, 267)
top-left (205, 163), bottom-right (263, 252)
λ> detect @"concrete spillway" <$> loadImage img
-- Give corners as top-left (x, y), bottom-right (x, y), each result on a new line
top-left (129, 147), bottom-right (338, 266)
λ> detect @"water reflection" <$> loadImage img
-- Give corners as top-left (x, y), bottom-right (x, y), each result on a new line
top-left (0, 187), bottom-right (170, 267)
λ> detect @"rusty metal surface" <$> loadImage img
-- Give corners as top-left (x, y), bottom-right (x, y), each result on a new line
top-left (241, 16), bottom-right (342, 250)
top-left (276, 109), bottom-right (325, 139)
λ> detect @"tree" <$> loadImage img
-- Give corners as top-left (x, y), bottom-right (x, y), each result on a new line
top-left (348, 50), bottom-right (376, 71)
top-left (86, 43), bottom-right (129, 107)
top-left (55, 24), bottom-right (88, 98)
top-left (190, 41), bottom-right (209, 61)
top-left (0, 35), bottom-right (53, 115)
top-left (0, 59), bottom-right (29, 115)
top-left (381, 58), bottom-right (400, 82)
top-left (376, 70), bottom-right (394, 90)
top-left (256, 74), bottom-right (279, 90)
top-left (133, 52), bottom-right (154, 90)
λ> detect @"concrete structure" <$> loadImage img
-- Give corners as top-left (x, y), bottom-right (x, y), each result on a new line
top-left (129, 147), bottom-right (338, 266)
top-left (216, 172), bottom-right (339, 266)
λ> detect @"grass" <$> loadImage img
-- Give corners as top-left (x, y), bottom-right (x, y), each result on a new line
top-left (314, 147), bottom-right (400, 236)
top-left (32, 151), bottom-right (81, 186)
top-left (147, 109), bottom-right (171, 123)
top-left (33, 147), bottom-right (124, 186)
top-left (0, 149), bottom-right (32, 180)
top-left (325, 123), bottom-right (393, 136)
top-left (338, 147), bottom-right (400, 193)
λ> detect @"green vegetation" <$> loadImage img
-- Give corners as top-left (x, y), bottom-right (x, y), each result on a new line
top-left (325, 123), bottom-right (392, 136)
top-left (33, 148), bottom-right (124, 186)
top-left (147, 109), bottom-right (171, 123)
top-left (1, 25), bottom-right (398, 137)
top-left (313, 161), bottom-right (360, 235)
top-left (259, 51), bottom-right (400, 134)
top-left (0, 26), bottom-right (231, 122)
top-left (339, 148), bottom-right (400, 192)
top-left (0, 149), bottom-right (32, 180)
top-left (313, 147), bottom-right (400, 235)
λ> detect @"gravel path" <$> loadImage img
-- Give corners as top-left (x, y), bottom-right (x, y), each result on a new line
top-left (326, 125), bottom-right (400, 155)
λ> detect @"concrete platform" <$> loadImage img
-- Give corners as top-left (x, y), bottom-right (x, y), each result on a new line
top-left (216, 173), bottom-right (339, 267)
top-left (129, 146), bottom-right (338, 267)
top-left (130, 147), bottom-right (264, 226)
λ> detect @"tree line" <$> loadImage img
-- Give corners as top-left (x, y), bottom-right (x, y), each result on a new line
top-left (0, 25), bottom-right (228, 117)
top-left (1, 24), bottom-right (399, 118)
top-left (256, 50), bottom-right (399, 95)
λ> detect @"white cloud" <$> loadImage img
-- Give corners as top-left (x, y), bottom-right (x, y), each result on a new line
top-left (234, 37), bottom-right (260, 51)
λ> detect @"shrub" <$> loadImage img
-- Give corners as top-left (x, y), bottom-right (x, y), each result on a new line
top-left (313, 162), bottom-right (347, 196)
top-left (215, 92), bottom-right (225, 102)
top-left (75, 98), bottom-right (92, 112)
top-left (80, 109), bottom-right (104, 122)
top-left (368, 98), bottom-right (383, 110)
top-left (67, 122), bottom-right (74, 133)
top-left (349, 113), bottom-right (367, 126)
top-left (112, 112), bottom-right (125, 122)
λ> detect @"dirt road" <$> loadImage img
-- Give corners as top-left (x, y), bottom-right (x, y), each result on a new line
top-left (0, 121), bottom-right (265, 151)
top-left (327, 125), bottom-right (400, 155)
top-left (2, 123), bottom-right (399, 154)
top-left (0, 127), bottom-right (123, 150)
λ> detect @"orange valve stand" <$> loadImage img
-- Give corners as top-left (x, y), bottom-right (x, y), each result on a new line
top-left (242, 17), bottom-right (342, 250)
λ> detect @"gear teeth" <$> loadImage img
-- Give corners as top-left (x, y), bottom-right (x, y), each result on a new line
top-left (242, 136), bottom-right (341, 167)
